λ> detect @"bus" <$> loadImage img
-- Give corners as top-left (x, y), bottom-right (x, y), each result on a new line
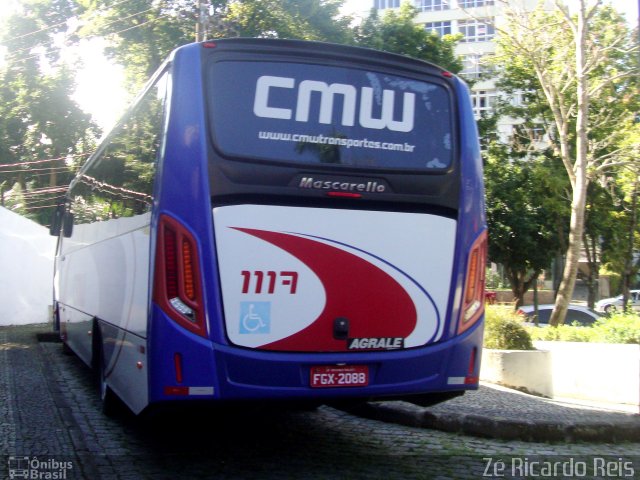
top-left (50, 38), bottom-right (487, 415)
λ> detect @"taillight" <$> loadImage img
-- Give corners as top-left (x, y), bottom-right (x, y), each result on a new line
top-left (458, 230), bottom-right (487, 334)
top-left (153, 214), bottom-right (207, 337)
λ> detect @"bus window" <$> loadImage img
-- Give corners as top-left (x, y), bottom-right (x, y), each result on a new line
top-left (207, 61), bottom-right (454, 171)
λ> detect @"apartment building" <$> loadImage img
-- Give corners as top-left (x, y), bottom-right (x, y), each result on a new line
top-left (375, 0), bottom-right (542, 140)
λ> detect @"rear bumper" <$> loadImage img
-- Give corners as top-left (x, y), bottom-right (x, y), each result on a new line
top-left (148, 308), bottom-right (484, 405)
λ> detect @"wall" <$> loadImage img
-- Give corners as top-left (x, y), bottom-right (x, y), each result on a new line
top-left (481, 342), bottom-right (640, 407)
top-left (535, 341), bottom-right (640, 407)
top-left (0, 207), bottom-right (56, 325)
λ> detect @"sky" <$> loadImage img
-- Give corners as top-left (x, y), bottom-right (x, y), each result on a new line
top-left (0, 0), bottom-right (638, 130)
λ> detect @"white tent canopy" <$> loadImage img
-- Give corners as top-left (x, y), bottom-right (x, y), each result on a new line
top-left (0, 207), bottom-right (56, 325)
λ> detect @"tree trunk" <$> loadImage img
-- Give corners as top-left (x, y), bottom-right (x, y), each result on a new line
top-left (584, 233), bottom-right (599, 310)
top-left (550, 0), bottom-right (590, 327)
top-left (550, 180), bottom-right (588, 326)
top-left (622, 178), bottom-right (638, 311)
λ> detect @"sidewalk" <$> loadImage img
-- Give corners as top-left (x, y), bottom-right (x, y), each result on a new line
top-left (345, 383), bottom-right (640, 443)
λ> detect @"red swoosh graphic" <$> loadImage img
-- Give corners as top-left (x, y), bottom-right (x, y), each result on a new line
top-left (233, 228), bottom-right (417, 352)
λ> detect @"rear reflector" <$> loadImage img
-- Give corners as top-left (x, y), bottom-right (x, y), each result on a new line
top-left (465, 347), bottom-right (479, 384)
top-left (174, 353), bottom-right (183, 384)
top-left (164, 386), bottom-right (189, 396)
top-left (163, 386), bottom-right (214, 396)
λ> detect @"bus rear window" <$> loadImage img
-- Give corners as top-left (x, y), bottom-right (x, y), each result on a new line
top-left (207, 61), bottom-right (454, 171)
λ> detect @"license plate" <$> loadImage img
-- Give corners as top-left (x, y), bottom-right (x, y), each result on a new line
top-left (310, 365), bottom-right (369, 388)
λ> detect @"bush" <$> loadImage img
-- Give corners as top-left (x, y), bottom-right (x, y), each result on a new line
top-left (526, 324), bottom-right (593, 342)
top-left (525, 312), bottom-right (640, 344)
top-left (592, 312), bottom-right (640, 344)
top-left (483, 305), bottom-right (534, 350)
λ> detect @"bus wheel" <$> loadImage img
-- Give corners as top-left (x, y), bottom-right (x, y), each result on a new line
top-left (62, 341), bottom-right (73, 355)
top-left (97, 345), bottom-right (119, 417)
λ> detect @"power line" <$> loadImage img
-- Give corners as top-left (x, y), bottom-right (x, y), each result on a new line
top-left (0, 0), bottom-right (143, 46)
top-left (2, 3), bottom-right (170, 66)
top-left (0, 166), bottom-right (74, 175)
top-left (20, 186), bottom-right (69, 195)
top-left (0, 153), bottom-right (88, 168)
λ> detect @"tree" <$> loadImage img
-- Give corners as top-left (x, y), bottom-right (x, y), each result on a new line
top-left (494, 0), bottom-right (638, 325)
top-left (484, 143), bottom-right (562, 306)
top-left (0, 0), bottom-right (98, 224)
top-left (599, 120), bottom-right (640, 309)
top-left (582, 180), bottom-right (618, 308)
top-left (78, 0), bottom-right (355, 94)
top-left (356, 2), bottom-right (462, 73)
top-left (76, 0), bottom-right (197, 92)
top-left (217, 0), bottom-right (353, 44)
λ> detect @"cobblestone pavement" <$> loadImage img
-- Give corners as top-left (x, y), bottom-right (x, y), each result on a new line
top-left (347, 384), bottom-right (640, 443)
top-left (1, 325), bottom-right (639, 480)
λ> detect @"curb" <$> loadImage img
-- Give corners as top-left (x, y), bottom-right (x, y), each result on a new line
top-left (342, 401), bottom-right (640, 443)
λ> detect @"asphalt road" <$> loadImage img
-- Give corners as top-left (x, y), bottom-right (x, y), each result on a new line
top-left (1, 325), bottom-right (638, 480)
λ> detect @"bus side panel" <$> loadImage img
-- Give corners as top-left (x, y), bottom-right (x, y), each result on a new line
top-left (55, 216), bottom-right (152, 405)
top-left (56, 215), bottom-right (152, 338)
top-left (444, 78), bottom-right (487, 343)
top-left (98, 321), bottom-right (149, 414)
top-left (147, 45), bottom-right (222, 406)
top-left (147, 306), bottom-right (218, 404)
top-left (58, 304), bottom-right (93, 367)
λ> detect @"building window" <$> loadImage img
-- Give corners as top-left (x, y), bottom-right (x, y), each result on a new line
top-left (461, 54), bottom-right (482, 79)
top-left (376, 0), bottom-right (400, 9)
top-left (415, 0), bottom-right (450, 12)
top-left (459, 18), bottom-right (495, 42)
top-left (530, 127), bottom-right (545, 142)
top-left (471, 89), bottom-right (497, 116)
top-left (425, 21), bottom-right (452, 37)
top-left (458, 0), bottom-right (494, 7)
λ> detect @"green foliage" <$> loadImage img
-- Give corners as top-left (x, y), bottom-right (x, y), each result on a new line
top-left (0, 0), bottom-right (98, 225)
top-left (526, 312), bottom-right (640, 345)
top-left (219, 0), bottom-right (353, 44)
top-left (355, 2), bottom-right (462, 73)
top-left (80, 0), bottom-right (356, 93)
top-left (592, 313), bottom-right (640, 345)
top-left (490, 2), bottom-right (638, 323)
top-left (483, 306), bottom-right (534, 350)
top-left (78, 0), bottom-right (196, 91)
top-left (485, 268), bottom-right (507, 290)
top-left (484, 147), bottom-right (563, 303)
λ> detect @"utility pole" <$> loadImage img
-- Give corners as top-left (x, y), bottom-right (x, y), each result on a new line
top-left (195, 0), bottom-right (210, 42)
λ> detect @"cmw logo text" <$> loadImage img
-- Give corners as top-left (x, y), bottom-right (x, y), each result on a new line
top-left (253, 75), bottom-right (415, 133)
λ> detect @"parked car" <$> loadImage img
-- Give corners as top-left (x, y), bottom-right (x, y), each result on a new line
top-left (517, 304), bottom-right (602, 327)
top-left (595, 290), bottom-right (640, 314)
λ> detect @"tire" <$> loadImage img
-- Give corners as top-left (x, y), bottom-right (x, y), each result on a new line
top-left (61, 341), bottom-right (73, 355)
top-left (53, 305), bottom-right (74, 355)
top-left (97, 339), bottom-right (120, 417)
top-left (604, 304), bottom-right (615, 315)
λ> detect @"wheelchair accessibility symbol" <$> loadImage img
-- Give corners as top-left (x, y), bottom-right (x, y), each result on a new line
top-left (239, 302), bottom-right (271, 334)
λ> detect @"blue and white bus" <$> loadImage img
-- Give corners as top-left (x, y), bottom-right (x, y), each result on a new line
top-left (51, 38), bottom-right (487, 415)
